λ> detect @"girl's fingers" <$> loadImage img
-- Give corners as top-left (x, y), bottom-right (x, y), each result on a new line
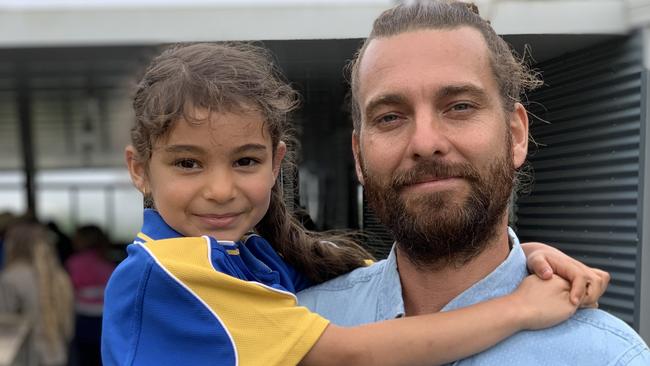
top-left (568, 271), bottom-right (588, 306)
top-left (523, 243), bottom-right (611, 307)
top-left (527, 254), bottom-right (554, 280)
top-left (580, 268), bottom-right (610, 307)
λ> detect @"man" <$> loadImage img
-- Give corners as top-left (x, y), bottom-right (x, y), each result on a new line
top-left (298, 1), bottom-right (650, 364)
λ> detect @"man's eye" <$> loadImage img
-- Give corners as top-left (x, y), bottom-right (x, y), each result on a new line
top-left (235, 158), bottom-right (258, 167)
top-left (450, 103), bottom-right (473, 111)
top-left (377, 114), bottom-right (401, 124)
top-left (174, 159), bottom-right (200, 169)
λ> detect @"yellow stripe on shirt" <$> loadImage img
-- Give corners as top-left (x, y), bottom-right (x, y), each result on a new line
top-left (143, 237), bottom-right (329, 366)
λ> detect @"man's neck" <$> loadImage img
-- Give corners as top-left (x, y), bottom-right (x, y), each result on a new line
top-left (396, 217), bottom-right (511, 316)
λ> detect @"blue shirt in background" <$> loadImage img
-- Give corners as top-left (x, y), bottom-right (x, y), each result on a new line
top-left (298, 228), bottom-right (650, 365)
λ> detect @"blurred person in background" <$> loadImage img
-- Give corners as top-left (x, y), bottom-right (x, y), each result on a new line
top-left (0, 211), bottom-right (17, 269)
top-left (0, 220), bottom-right (74, 366)
top-left (66, 225), bottom-right (116, 366)
top-left (46, 221), bottom-right (74, 267)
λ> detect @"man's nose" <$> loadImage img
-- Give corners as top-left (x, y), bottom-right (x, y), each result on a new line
top-left (408, 110), bottom-right (452, 159)
top-left (202, 168), bottom-right (236, 203)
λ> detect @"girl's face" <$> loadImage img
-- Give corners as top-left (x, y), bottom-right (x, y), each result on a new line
top-left (126, 108), bottom-right (286, 241)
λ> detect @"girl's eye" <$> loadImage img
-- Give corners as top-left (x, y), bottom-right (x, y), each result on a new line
top-left (234, 157), bottom-right (258, 167)
top-left (174, 158), bottom-right (200, 170)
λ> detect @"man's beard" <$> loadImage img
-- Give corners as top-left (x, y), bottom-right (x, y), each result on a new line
top-left (361, 142), bottom-right (515, 270)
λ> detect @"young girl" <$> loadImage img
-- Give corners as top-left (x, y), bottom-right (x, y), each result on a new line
top-left (102, 42), bottom-right (607, 366)
top-left (0, 220), bottom-right (75, 366)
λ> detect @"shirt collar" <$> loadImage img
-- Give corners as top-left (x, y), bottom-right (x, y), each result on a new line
top-left (137, 209), bottom-right (184, 242)
top-left (377, 247), bottom-right (406, 320)
top-left (377, 227), bottom-right (527, 319)
top-left (441, 227), bottom-right (528, 312)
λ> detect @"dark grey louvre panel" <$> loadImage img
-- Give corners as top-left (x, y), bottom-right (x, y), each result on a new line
top-left (361, 194), bottom-right (394, 259)
top-left (517, 34), bottom-right (644, 328)
top-left (0, 46), bottom-right (154, 170)
top-left (0, 61), bottom-right (19, 169)
top-left (0, 90), bottom-right (19, 169)
top-left (281, 164), bottom-right (298, 212)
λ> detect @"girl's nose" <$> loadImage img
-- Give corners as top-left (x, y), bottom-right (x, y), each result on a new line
top-left (202, 169), bottom-right (236, 203)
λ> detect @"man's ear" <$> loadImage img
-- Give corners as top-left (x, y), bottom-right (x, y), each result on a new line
top-left (272, 141), bottom-right (287, 180)
top-left (125, 145), bottom-right (148, 193)
top-left (510, 103), bottom-right (529, 169)
top-left (352, 131), bottom-right (364, 185)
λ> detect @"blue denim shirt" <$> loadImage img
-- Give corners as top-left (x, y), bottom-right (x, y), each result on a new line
top-left (298, 228), bottom-right (650, 365)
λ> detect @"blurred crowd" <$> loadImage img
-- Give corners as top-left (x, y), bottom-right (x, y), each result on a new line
top-left (0, 211), bottom-right (116, 366)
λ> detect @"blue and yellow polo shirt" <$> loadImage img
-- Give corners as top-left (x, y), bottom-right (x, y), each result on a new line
top-left (102, 209), bottom-right (329, 366)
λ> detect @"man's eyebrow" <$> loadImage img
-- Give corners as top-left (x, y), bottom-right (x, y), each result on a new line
top-left (363, 85), bottom-right (489, 118)
top-left (437, 84), bottom-right (489, 102)
top-left (364, 94), bottom-right (409, 118)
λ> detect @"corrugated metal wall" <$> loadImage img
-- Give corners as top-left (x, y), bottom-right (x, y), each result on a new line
top-left (361, 193), bottom-right (394, 259)
top-left (517, 33), bottom-right (645, 328)
top-left (0, 90), bottom-right (19, 169)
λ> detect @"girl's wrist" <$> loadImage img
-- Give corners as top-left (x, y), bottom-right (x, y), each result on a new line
top-left (501, 292), bottom-right (535, 331)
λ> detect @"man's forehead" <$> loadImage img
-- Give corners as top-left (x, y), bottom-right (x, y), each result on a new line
top-left (357, 27), bottom-right (496, 107)
top-left (360, 26), bottom-right (490, 68)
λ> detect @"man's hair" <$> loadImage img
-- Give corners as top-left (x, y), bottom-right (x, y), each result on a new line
top-left (349, 0), bottom-right (542, 131)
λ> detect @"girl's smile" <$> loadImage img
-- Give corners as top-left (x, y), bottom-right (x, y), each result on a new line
top-left (193, 212), bottom-right (247, 230)
top-left (126, 107), bottom-right (286, 241)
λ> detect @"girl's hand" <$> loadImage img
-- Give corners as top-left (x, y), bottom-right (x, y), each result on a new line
top-left (510, 274), bottom-right (578, 330)
top-left (521, 242), bottom-right (610, 307)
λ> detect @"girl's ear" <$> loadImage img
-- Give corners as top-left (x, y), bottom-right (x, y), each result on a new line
top-left (272, 141), bottom-right (287, 179)
top-left (125, 145), bottom-right (148, 194)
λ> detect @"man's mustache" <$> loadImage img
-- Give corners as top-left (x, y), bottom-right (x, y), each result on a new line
top-left (391, 159), bottom-right (481, 189)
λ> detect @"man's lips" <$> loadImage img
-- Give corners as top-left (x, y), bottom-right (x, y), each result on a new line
top-left (400, 176), bottom-right (463, 192)
top-left (411, 175), bottom-right (455, 184)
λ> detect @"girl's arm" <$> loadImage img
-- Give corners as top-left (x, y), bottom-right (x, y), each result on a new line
top-left (522, 241), bottom-right (610, 306)
top-left (301, 274), bottom-right (575, 366)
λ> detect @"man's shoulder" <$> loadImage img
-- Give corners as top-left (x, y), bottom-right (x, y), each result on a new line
top-left (568, 309), bottom-right (642, 341)
top-left (297, 259), bottom-right (391, 325)
top-left (563, 309), bottom-right (649, 363)
top-left (302, 258), bottom-right (388, 292)
top-left (468, 308), bottom-right (649, 365)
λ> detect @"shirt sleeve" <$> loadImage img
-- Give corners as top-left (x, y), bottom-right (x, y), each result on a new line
top-left (104, 237), bottom-right (329, 366)
top-left (620, 343), bottom-right (650, 366)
